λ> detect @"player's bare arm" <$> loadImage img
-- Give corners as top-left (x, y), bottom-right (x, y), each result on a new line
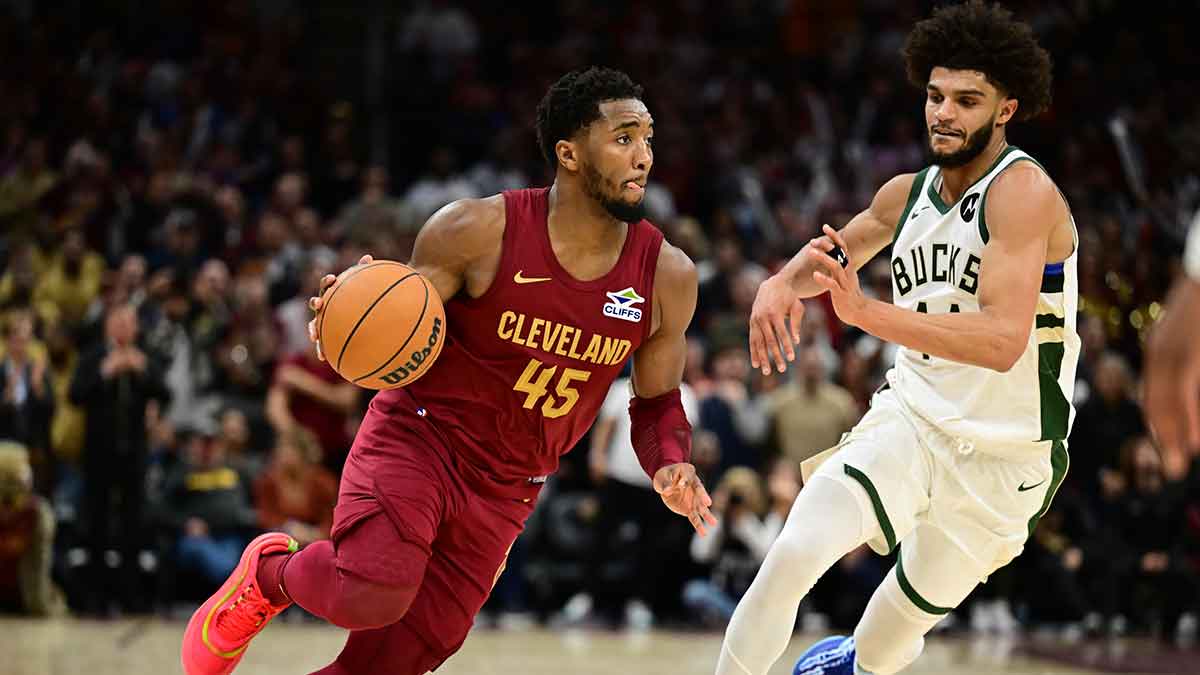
top-left (1145, 275), bottom-right (1200, 459)
top-left (630, 241), bottom-right (717, 535)
top-left (814, 163), bottom-right (1066, 372)
top-left (749, 173), bottom-right (913, 374)
top-left (306, 195), bottom-right (505, 358)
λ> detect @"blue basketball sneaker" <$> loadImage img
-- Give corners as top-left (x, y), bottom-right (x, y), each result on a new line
top-left (793, 635), bottom-right (857, 675)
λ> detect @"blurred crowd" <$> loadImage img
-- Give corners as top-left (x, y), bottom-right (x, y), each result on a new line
top-left (0, 0), bottom-right (1197, 643)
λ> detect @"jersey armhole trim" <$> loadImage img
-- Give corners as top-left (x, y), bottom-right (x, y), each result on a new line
top-left (893, 168), bottom-right (930, 248)
top-left (458, 191), bottom-right (519, 307)
top-left (641, 226), bottom-right (666, 344)
top-left (978, 153), bottom-right (1058, 246)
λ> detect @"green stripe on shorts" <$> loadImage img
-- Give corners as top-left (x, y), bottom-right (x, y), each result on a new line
top-left (843, 464), bottom-right (896, 554)
top-left (896, 549), bottom-right (953, 615)
top-left (1027, 440), bottom-right (1070, 537)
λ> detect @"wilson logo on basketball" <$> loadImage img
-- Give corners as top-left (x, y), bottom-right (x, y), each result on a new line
top-left (380, 317), bottom-right (443, 385)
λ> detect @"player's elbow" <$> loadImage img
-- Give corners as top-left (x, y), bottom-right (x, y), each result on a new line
top-left (986, 335), bottom-right (1025, 373)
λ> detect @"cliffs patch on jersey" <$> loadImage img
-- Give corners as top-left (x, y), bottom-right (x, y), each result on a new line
top-left (603, 287), bottom-right (645, 322)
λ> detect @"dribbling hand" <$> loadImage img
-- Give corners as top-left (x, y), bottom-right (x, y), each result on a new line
top-left (653, 462), bottom-right (718, 536)
top-left (308, 254), bottom-right (374, 361)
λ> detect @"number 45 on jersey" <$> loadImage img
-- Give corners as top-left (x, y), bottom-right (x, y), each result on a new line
top-left (513, 358), bottom-right (591, 419)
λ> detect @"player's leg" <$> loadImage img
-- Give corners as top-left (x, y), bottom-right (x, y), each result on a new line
top-left (720, 389), bottom-right (932, 675)
top-left (181, 399), bottom-right (454, 675)
top-left (849, 526), bottom-right (983, 674)
top-left (261, 415), bottom-right (459, 629)
top-left (316, 488), bottom-right (538, 675)
top-left (821, 436), bottom-right (1067, 675)
top-left (268, 512), bottom-right (430, 629)
top-left (716, 477), bottom-right (878, 675)
top-left (308, 618), bottom-right (445, 675)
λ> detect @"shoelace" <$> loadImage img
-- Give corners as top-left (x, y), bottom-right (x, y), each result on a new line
top-left (216, 586), bottom-right (273, 639)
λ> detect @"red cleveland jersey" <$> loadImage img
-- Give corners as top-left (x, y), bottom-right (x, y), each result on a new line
top-left (379, 187), bottom-right (664, 482)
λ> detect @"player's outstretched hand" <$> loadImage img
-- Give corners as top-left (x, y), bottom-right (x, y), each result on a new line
top-left (1144, 278), bottom-right (1200, 461)
top-left (308, 254), bottom-right (374, 361)
top-left (749, 273), bottom-right (805, 376)
top-left (653, 462), bottom-right (718, 536)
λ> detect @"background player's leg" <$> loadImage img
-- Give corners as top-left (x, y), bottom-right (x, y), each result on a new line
top-left (716, 477), bottom-right (878, 675)
top-left (852, 526), bottom-right (982, 675)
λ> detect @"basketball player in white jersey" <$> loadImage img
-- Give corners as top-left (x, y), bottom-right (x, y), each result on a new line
top-left (714, 3), bottom-right (1077, 674)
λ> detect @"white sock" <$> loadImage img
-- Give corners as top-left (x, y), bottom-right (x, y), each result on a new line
top-left (715, 478), bottom-right (874, 675)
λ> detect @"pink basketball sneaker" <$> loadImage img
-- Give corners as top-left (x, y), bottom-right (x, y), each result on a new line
top-left (181, 532), bottom-right (298, 675)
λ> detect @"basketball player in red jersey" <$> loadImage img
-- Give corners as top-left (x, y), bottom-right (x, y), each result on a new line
top-left (181, 67), bottom-right (716, 675)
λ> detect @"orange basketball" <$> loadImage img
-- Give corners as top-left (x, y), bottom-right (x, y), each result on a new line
top-left (317, 260), bottom-right (446, 390)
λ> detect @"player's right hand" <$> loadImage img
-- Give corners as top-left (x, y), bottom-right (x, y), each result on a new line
top-left (748, 272), bottom-right (804, 375)
top-left (308, 254), bottom-right (374, 361)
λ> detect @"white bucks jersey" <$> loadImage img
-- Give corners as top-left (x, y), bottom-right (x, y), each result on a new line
top-left (888, 146), bottom-right (1080, 445)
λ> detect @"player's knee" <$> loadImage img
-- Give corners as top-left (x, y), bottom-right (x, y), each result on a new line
top-left (768, 537), bottom-right (835, 577)
top-left (332, 574), bottom-right (421, 630)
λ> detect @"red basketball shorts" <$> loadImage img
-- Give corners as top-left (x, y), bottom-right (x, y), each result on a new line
top-left (331, 388), bottom-right (541, 658)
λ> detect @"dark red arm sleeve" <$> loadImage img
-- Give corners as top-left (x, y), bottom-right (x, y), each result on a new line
top-left (628, 388), bottom-right (693, 479)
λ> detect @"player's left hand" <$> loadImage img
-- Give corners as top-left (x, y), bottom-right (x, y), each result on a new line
top-left (806, 224), bottom-right (868, 326)
top-left (653, 462), bottom-right (718, 536)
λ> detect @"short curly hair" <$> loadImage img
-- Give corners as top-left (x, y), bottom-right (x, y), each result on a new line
top-left (902, 0), bottom-right (1052, 122)
top-left (535, 67), bottom-right (644, 166)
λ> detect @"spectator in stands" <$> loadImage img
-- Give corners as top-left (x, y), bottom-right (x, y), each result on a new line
top-left (253, 426), bottom-right (337, 547)
top-left (699, 343), bottom-right (768, 477)
top-left (764, 344), bottom-right (860, 466)
top-left (69, 303), bottom-right (169, 612)
top-left (333, 165), bottom-right (407, 248)
top-left (44, 320), bottom-right (85, 512)
top-left (275, 255), bottom-right (336, 359)
top-left (160, 427), bottom-right (259, 587)
top-left (0, 136), bottom-right (57, 236)
top-left (266, 336), bottom-right (357, 473)
top-left (1070, 352), bottom-right (1144, 502)
top-left (0, 441), bottom-right (65, 616)
top-left (214, 275), bottom-right (279, 400)
top-left (1112, 436), bottom-right (1199, 639)
top-left (706, 264), bottom-right (767, 351)
top-left (402, 146), bottom-right (479, 223)
top-left (32, 228), bottom-right (104, 329)
top-left (0, 311), bottom-right (54, 486)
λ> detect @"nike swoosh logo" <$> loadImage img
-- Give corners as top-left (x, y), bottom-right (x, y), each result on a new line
top-left (514, 271), bottom-right (552, 284)
top-left (1017, 480), bottom-right (1046, 492)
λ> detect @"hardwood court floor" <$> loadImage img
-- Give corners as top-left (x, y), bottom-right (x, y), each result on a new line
top-left (1, 616), bottom-right (1121, 675)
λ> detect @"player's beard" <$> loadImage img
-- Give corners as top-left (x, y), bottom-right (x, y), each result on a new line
top-left (928, 118), bottom-right (995, 168)
top-left (583, 163), bottom-right (647, 223)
